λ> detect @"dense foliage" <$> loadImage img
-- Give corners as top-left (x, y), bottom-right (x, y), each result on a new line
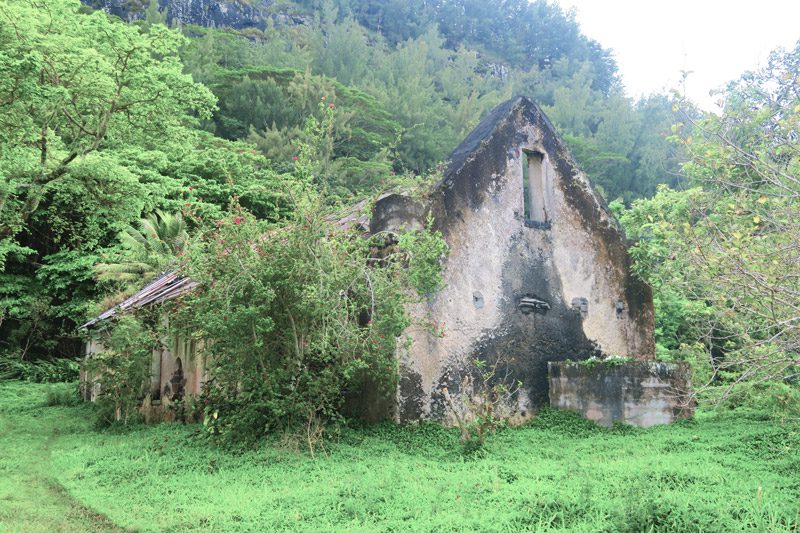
top-left (111, 108), bottom-right (442, 444)
top-left (1, 0), bottom-right (682, 363)
top-left (0, 353), bottom-right (79, 383)
top-left (176, 0), bottom-right (682, 199)
top-left (0, 0), bottom-right (282, 359)
top-left (292, 0), bottom-right (618, 91)
top-left (620, 44), bottom-right (800, 404)
top-left (83, 315), bottom-right (157, 425)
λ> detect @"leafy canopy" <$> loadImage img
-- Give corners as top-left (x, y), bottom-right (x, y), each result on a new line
top-left (621, 43), bottom-right (800, 403)
top-left (0, 0), bottom-right (215, 252)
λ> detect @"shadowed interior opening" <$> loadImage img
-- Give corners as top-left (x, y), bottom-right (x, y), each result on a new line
top-left (523, 151), bottom-right (546, 224)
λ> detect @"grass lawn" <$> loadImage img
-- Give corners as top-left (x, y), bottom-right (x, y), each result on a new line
top-left (0, 381), bottom-right (798, 532)
top-left (0, 382), bottom-right (121, 532)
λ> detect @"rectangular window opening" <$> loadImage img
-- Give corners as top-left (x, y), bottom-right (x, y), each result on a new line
top-left (522, 151), bottom-right (548, 227)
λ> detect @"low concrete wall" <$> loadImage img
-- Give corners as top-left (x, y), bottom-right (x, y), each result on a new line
top-left (548, 361), bottom-right (694, 427)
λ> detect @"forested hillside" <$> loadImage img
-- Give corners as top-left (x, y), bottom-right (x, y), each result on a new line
top-left (1, 0), bottom-right (682, 362)
top-left (91, 0), bottom-right (683, 200)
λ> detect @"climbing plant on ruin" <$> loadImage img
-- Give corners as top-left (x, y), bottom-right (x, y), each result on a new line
top-left (173, 107), bottom-right (447, 445)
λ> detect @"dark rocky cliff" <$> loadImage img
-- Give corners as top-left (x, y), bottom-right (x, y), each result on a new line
top-left (83, 0), bottom-right (308, 30)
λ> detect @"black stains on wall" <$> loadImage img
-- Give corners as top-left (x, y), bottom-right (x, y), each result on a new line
top-left (438, 97), bottom-right (653, 356)
top-left (429, 363), bottom-right (466, 422)
top-left (398, 369), bottom-right (425, 423)
top-left (462, 236), bottom-right (600, 408)
top-left (382, 96), bottom-right (656, 422)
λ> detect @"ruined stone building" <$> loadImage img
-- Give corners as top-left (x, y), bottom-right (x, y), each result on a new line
top-left (82, 96), bottom-right (656, 422)
top-left (81, 272), bottom-right (203, 404)
top-left (368, 96), bottom-right (655, 422)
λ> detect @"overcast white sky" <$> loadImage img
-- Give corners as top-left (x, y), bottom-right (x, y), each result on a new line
top-left (552, 0), bottom-right (800, 109)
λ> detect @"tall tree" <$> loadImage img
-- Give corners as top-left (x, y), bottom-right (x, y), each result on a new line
top-left (0, 0), bottom-right (215, 358)
top-left (623, 42), bottom-right (800, 402)
top-left (0, 0), bottom-right (215, 258)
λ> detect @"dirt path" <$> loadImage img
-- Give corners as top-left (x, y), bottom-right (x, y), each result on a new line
top-left (0, 394), bottom-right (124, 533)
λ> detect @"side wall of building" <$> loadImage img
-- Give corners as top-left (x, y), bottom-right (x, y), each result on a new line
top-left (83, 332), bottom-right (205, 407)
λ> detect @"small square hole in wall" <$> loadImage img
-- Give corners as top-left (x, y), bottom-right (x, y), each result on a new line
top-left (571, 297), bottom-right (589, 317)
top-left (472, 291), bottom-right (484, 309)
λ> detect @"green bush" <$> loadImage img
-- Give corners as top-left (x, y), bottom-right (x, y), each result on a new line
top-left (718, 381), bottom-right (800, 421)
top-left (175, 109), bottom-right (446, 448)
top-left (44, 382), bottom-right (81, 407)
top-left (0, 354), bottom-right (80, 383)
top-left (186, 202), bottom-right (444, 447)
top-left (84, 315), bottom-right (156, 427)
top-left (526, 407), bottom-right (603, 437)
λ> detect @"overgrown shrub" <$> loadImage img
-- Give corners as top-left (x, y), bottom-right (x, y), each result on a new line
top-left (527, 407), bottom-right (602, 437)
top-left (718, 381), bottom-right (800, 421)
top-left (44, 382), bottom-right (81, 407)
top-left (177, 106), bottom-right (446, 447)
top-left (182, 199), bottom-right (445, 447)
top-left (84, 315), bottom-right (157, 426)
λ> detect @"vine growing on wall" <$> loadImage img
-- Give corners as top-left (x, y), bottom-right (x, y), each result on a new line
top-left (83, 315), bottom-right (158, 426)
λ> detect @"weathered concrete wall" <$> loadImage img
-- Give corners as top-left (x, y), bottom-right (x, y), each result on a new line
top-left (376, 97), bottom-right (655, 423)
top-left (82, 333), bottom-right (205, 405)
top-left (80, 339), bottom-right (105, 401)
top-left (548, 361), bottom-right (694, 427)
top-left (156, 335), bottom-right (204, 401)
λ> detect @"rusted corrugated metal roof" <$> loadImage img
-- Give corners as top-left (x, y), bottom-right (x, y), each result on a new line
top-left (80, 271), bottom-right (198, 330)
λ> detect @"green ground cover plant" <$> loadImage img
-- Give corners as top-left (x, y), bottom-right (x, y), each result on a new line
top-left (1, 381), bottom-right (798, 532)
top-left (0, 355), bottom-right (79, 383)
top-left (0, 382), bottom-right (121, 532)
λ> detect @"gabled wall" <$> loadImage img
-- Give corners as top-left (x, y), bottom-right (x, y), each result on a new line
top-left (373, 97), bottom-right (655, 423)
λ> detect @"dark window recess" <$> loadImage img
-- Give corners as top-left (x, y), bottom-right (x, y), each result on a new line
top-left (522, 151), bottom-right (550, 229)
top-left (472, 291), bottom-right (485, 309)
top-left (169, 358), bottom-right (186, 401)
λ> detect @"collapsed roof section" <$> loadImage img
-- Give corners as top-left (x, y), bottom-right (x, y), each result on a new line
top-left (80, 271), bottom-right (198, 330)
